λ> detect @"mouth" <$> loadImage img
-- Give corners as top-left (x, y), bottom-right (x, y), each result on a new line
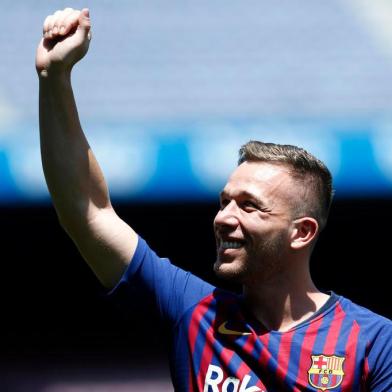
top-left (221, 240), bottom-right (244, 250)
top-left (218, 237), bottom-right (246, 253)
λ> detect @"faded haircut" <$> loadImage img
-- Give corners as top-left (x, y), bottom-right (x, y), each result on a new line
top-left (238, 140), bottom-right (333, 231)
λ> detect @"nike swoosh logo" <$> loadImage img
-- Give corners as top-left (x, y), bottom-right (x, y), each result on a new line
top-left (218, 321), bottom-right (251, 336)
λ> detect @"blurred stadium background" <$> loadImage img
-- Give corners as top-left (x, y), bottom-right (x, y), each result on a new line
top-left (1, 0), bottom-right (391, 390)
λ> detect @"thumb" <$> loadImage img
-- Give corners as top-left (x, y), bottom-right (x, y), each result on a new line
top-left (78, 8), bottom-right (91, 36)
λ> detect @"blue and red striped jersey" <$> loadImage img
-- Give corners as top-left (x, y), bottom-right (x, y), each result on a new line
top-left (109, 237), bottom-right (392, 391)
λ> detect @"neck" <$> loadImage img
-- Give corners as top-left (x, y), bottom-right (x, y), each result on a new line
top-left (243, 267), bottom-right (329, 332)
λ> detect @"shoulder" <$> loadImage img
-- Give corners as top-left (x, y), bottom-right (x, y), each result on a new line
top-left (337, 295), bottom-right (392, 336)
top-left (337, 297), bottom-right (392, 388)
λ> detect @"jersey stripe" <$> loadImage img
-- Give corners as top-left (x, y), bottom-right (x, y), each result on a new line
top-left (197, 301), bottom-right (221, 390)
top-left (188, 294), bottom-right (215, 390)
top-left (322, 302), bottom-right (345, 355)
top-left (284, 328), bottom-right (307, 390)
top-left (276, 329), bottom-right (300, 391)
top-left (311, 305), bottom-right (339, 355)
top-left (225, 337), bottom-right (260, 388)
top-left (293, 314), bottom-right (324, 389)
top-left (340, 320), bottom-right (360, 391)
top-left (234, 333), bottom-right (268, 391)
top-left (250, 333), bottom-right (277, 389)
top-left (277, 329), bottom-right (295, 376)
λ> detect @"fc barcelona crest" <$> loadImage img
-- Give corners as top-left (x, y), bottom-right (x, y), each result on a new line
top-left (308, 354), bottom-right (345, 391)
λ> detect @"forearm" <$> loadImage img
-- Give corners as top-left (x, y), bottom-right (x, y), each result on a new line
top-left (36, 8), bottom-right (138, 288)
top-left (39, 71), bottom-right (110, 229)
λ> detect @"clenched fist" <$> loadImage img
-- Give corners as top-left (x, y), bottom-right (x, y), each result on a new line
top-left (36, 8), bottom-right (92, 77)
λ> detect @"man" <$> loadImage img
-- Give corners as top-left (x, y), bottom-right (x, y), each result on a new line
top-left (36, 8), bottom-right (391, 391)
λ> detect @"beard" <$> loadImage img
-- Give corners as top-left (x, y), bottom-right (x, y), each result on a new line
top-left (213, 231), bottom-right (287, 285)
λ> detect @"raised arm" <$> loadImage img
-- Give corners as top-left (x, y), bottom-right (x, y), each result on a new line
top-left (36, 8), bottom-right (138, 288)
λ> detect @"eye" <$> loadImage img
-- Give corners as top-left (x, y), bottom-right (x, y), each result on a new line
top-left (242, 201), bottom-right (258, 211)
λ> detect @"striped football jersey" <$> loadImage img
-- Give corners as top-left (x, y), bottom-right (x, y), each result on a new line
top-left (109, 237), bottom-right (392, 391)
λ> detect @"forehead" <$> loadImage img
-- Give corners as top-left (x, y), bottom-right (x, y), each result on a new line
top-left (223, 161), bottom-right (296, 202)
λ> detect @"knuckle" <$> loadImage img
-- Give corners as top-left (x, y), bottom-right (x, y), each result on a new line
top-left (61, 8), bottom-right (74, 22)
top-left (47, 15), bottom-right (55, 27)
top-left (53, 11), bottom-right (63, 26)
top-left (65, 10), bottom-right (79, 24)
top-left (43, 17), bottom-right (50, 31)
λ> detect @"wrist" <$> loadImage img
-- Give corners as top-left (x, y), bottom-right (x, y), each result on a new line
top-left (38, 67), bottom-right (72, 84)
top-left (37, 62), bottom-right (72, 81)
top-left (38, 69), bottom-right (73, 97)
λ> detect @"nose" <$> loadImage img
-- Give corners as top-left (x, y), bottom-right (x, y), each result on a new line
top-left (214, 200), bottom-right (240, 229)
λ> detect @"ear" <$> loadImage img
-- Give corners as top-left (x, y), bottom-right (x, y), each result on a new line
top-left (290, 217), bottom-right (319, 250)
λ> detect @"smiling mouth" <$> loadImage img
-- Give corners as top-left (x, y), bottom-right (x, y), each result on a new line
top-left (221, 241), bottom-right (244, 250)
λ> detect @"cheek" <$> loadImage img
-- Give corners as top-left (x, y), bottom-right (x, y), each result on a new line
top-left (250, 224), bottom-right (289, 249)
top-left (263, 230), bottom-right (289, 253)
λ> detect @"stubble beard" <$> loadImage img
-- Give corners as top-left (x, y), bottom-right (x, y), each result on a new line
top-left (213, 233), bottom-right (287, 285)
top-left (213, 254), bottom-right (248, 283)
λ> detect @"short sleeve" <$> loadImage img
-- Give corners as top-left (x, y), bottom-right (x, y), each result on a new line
top-left (107, 236), bottom-right (215, 326)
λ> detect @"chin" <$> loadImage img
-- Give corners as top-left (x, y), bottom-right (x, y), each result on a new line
top-left (213, 259), bottom-right (246, 283)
